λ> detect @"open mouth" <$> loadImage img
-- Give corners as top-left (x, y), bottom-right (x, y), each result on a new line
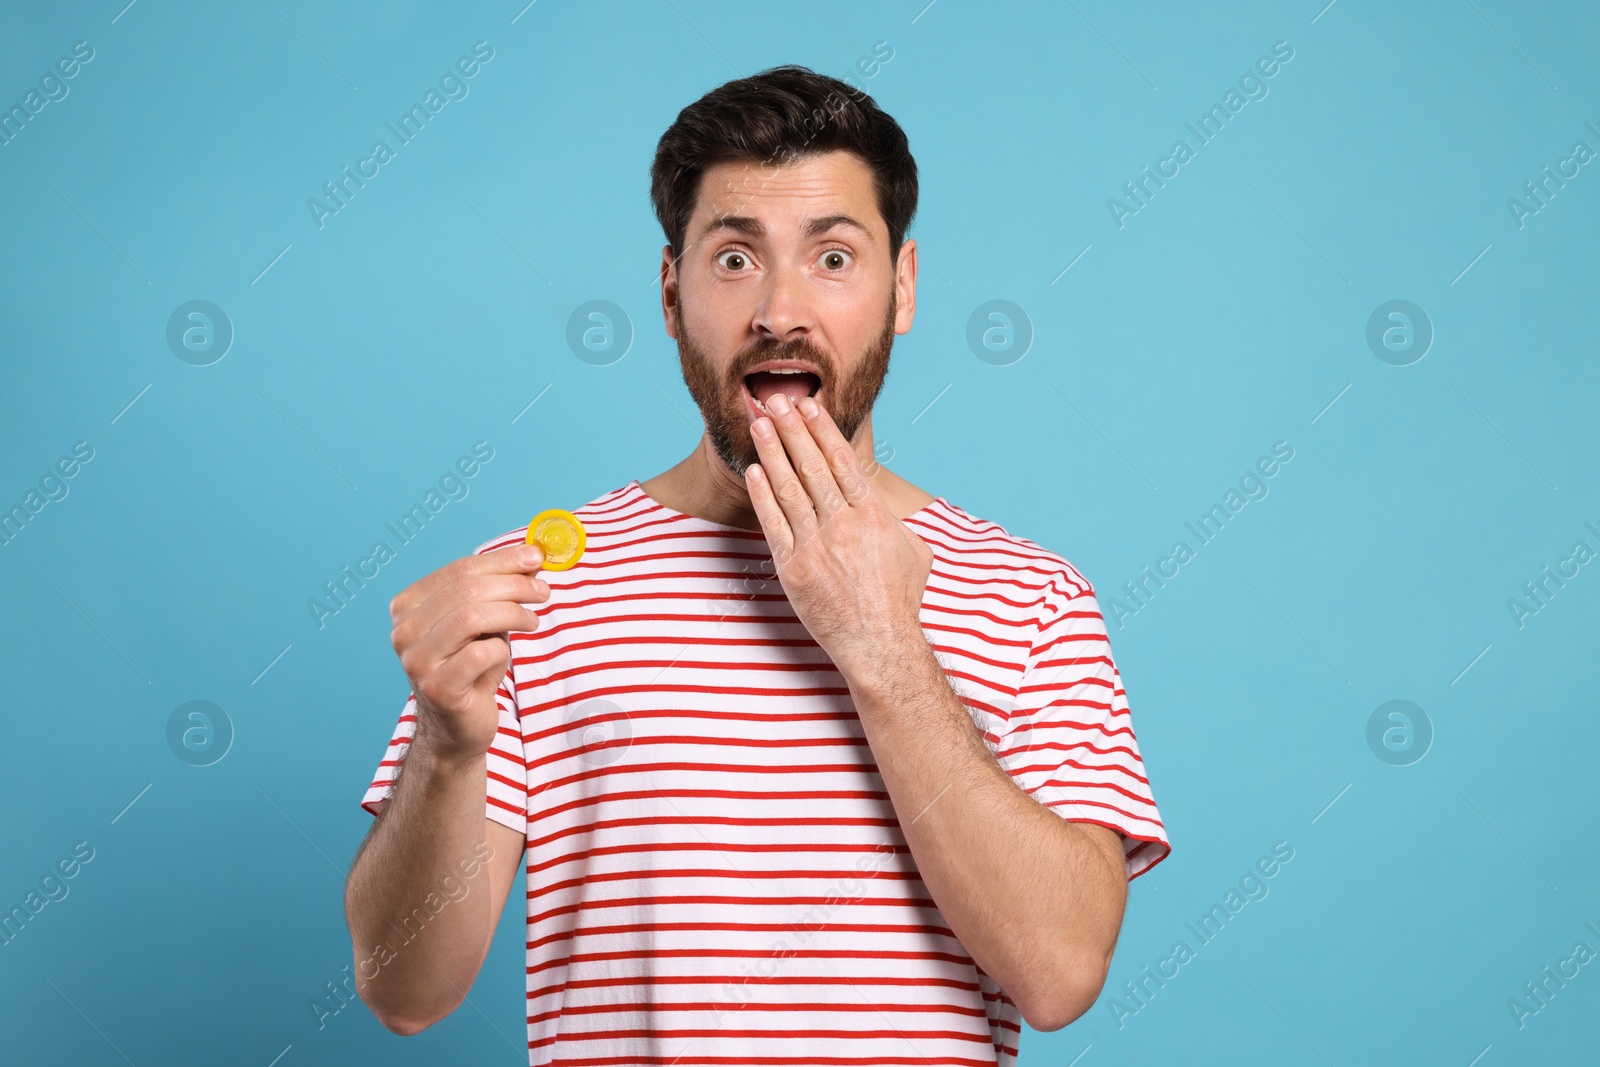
top-left (743, 368), bottom-right (821, 416)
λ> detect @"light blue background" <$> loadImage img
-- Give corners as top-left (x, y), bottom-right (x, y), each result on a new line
top-left (2, 1), bottom-right (1596, 1064)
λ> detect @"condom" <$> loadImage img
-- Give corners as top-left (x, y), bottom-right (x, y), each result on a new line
top-left (525, 509), bottom-right (586, 571)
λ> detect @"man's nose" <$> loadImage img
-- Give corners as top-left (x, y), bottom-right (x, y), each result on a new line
top-left (751, 261), bottom-right (815, 342)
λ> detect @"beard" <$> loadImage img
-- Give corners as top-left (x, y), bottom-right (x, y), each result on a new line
top-left (675, 291), bottom-right (897, 478)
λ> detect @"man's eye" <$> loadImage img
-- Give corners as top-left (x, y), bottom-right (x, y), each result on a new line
top-left (820, 249), bottom-right (851, 270)
top-left (717, 251), bottom-right (750, 271)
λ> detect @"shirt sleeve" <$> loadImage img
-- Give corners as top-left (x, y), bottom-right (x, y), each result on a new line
top-left (994, 569), bottom-right (1171, 881)
top-left (360, 663), bottom-right (528, 835)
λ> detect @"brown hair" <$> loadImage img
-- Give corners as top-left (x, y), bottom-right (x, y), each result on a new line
top-left (650, 64), bottom-right (918, 265)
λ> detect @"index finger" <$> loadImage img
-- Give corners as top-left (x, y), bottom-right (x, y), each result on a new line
top-left (391, 542), bottom-right (544, 619)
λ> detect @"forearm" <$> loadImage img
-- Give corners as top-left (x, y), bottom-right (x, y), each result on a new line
top-left (845, 639), bottom-right (1127, 1030)
top-left (344, 728), bottom-right (496, 1033)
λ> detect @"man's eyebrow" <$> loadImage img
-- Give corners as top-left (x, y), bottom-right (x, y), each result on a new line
top-left (697, 213), bottom-right (875, 243)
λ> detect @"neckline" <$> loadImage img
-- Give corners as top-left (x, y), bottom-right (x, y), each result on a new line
top-left (627, 478), bottom-right (946, 533)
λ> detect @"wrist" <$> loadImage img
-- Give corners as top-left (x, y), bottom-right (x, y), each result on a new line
top-left (408, 719), bottom-right (488, 779)
top-left (841, 628), bottom-right (936, 701)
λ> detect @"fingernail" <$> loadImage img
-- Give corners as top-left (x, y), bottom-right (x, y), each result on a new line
top-left (799, 396), bottom-right (819, 418)
top-left (768, 392), bottom-right (791, 415)
top-left (753, 417), bottom-right (773, 438)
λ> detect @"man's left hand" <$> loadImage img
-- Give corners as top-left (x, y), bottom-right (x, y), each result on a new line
top-left (743, 391), bottom-right (934, 678)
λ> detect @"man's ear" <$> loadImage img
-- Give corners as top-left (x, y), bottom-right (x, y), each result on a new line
top-left (660, 244), bottom-right (680, 340)
top-left (892, 237), bottom-right (917, 335)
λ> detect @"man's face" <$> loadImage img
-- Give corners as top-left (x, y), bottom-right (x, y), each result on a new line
top-left (662, 149), bottom-right (915, 477)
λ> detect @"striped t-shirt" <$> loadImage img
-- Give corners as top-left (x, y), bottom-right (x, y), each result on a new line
top-left (361, 478), bottom-right (1170, 1065)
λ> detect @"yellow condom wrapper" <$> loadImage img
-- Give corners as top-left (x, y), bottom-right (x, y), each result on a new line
top-left (525, 509), bottom-right (586, 571)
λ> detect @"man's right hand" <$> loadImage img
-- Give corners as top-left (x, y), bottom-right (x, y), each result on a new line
top-left (388, 542), bottom-right (550, 761)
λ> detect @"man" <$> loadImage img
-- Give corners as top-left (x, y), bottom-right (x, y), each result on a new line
top-left (346, 65), bottom-right (1169, 1065)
